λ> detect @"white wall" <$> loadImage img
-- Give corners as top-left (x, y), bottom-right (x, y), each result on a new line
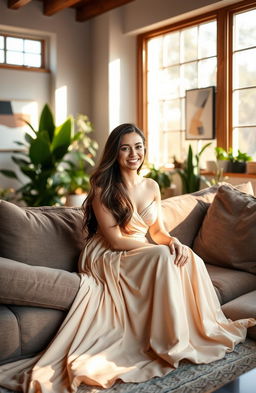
top-left (0, 0), bottom-right (91, 188)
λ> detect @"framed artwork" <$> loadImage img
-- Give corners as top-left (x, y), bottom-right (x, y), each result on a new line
top-left (0, 100), bottom-right (38, 151)
top-left (185, 86), bottom-right (215, 140)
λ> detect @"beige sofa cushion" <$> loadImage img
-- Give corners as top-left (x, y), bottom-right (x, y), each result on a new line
top-left (161, 182), bottom-right (253, 247)
top-left (193, 184), bottom-right (256, 274)
top-left (0, 200), bottom-right (84, 271)
top-left (0, 257), bottom-right (80, 310)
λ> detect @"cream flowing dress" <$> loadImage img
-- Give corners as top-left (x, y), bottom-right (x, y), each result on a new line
top-left (0, 201), bottom-right (255, 393)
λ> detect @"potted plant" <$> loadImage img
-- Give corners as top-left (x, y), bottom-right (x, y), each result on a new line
top-left (215, 146), bottom-right (229, 172)
top-left (177, 142), bottom-right (211, 194)
top-left (227, 148), bottom-right (252, 173)
top-left (0, 104), bottom-right (74, 206)
top-left (144, 163), bottom-right (173, 198)
top-left (62, 114), bottom-right (98, 206)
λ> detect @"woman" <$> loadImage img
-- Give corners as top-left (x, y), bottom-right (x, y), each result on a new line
top-left (0, 123), bottom-right (255, 393)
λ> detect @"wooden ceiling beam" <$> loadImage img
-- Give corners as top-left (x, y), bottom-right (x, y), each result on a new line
top-left (76, 0), bottom-right (135, 22)
top-left (8, 0), bottom-right (32, 9)
top-left (44, 0), bottom-right (82, 16)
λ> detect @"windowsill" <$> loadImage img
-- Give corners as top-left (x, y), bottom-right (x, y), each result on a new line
top-left (201, 170), bottom-right (256, 179)
top-left (0, 64), bottom-right (50, 73)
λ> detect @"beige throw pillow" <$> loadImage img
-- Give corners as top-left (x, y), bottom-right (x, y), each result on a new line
top-left (193, 184), bottom-right (256, 274)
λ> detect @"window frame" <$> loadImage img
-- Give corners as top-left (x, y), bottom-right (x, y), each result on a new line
top-left (137, 0), bottom-right (256, 153)
top-left (0, 32), bottom-right (48, 72)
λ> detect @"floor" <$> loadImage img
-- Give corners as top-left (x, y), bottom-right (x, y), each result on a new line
top-left (213, 367), bottom-right (256, 393)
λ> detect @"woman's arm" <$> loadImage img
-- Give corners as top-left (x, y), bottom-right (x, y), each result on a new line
top-left (92, 191), bottom-right (153, 251)
top-left (148, 180), bottom-right (189, 266)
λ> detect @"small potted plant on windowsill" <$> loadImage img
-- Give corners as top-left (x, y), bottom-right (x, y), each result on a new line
top-left (215, 146), bottom-right (229, 173)
top-left (227, 149), bottom-right (252, 173)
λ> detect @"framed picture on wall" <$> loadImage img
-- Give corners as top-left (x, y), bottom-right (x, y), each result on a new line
top-left (185, 86), bottom-right (215, 140)
top-left (0, 100), bottom-right (38, 151)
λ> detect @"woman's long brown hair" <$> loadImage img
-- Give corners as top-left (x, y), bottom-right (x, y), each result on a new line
top-left (82, 123), bottom-right (145, 240)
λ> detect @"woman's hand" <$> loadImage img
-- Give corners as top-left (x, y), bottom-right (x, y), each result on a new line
top-left (168, 237), bottom-right (190, 267)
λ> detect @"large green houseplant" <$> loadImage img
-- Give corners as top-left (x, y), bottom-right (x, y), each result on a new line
top-left (60, 114), bottom-right (98, 197)
top-left (0, 104), bottom-right (73, 206)
top-left (177, 143), bottom-right (211, 194)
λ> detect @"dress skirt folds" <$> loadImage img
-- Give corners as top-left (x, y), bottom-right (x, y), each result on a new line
top-left (0, 201), bottom-right (255, 392)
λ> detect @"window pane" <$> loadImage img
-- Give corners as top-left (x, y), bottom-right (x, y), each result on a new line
top-left (6, 51), bottom-right (23, 65)
top-left (234, 9), bottom-right (256, 50)
top-left (198, 21), bottom-right (217, 58)
top-left (233, 48), bottom-right (256, 89)
top-left (181, 26), bottom-right (197, 62)
top-left (147, 36), bottom-right (163, 71)
top-left (163, 31), bottom-right (179, 66)
top-left (24, 53), bottom-right (41, 67)
top-left (24, 39), bottom-right (41, 54)
top-left (180, 62), bottom-right (197, 96)
top-left (160, 130), bottom-right (181, 164)
top-left (147, 101), bottom-right (164, 165)
top-left (181, 98), bottom-right (185, 130)
top-left (0, 50), bottom-right (4, 63)
top-left (148, 70), bottom-right (161, 101)
top-left (233, 88), bottom-right (256, 127)
top-left (163, 99), bottom-right (181, 131)
top-left (198, 58), bottom-right (217, 88)
top-left (160, 66), bottom-right (180, 99)
top-left (234, 127), bottom-right (256, 160)
top-left (6, 37), bottom-right (23, 51)
top-left (0, 36), bottom-right (4, 49)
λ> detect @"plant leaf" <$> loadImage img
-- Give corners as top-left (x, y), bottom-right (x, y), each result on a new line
top-left (39, 104), bottom-right (55, 142)
top-left (51, 117), bottom-right (73, 160)
top-left (0, 169), bottom-right (19, 179)
top-left (29, 133), bottom-right (52, 166)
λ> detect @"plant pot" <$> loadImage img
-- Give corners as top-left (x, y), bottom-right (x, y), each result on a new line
top-left (206, 160), bottom-right (217, 172)
top-left (217, 160), bottom-right (229, 173)
top-left (246, 161), bottom-right (256, 174)
top-left (65, 193), bottom-right (87, 207)
top-left (228, 161), bottom-right (246, 173)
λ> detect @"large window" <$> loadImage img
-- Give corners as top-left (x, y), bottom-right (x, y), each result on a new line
top-left (138, 1), bottom-right (256, 165)
top-left (0, 33), bottom-right (45, 70)
top-left (232, 8), bottom-right (256, 160)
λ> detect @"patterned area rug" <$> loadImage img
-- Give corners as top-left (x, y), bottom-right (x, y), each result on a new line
top-left (79, 339), bottom-right (256, 393)
top-left (0, 339), bottom-right (256, 393)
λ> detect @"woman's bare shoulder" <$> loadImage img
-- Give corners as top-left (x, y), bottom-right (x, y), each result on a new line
top-left (143, 177), bottom-right (160, 191)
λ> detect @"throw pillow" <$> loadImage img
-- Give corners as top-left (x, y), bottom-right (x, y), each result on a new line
top-left (161, 181), bottom-right (253, 247)
top-left (0, 257), bottom-right (80, 310)
top-left (0, 200), bottom-right (84, 271)
top-left (193, 184), bottom-right (256, 274)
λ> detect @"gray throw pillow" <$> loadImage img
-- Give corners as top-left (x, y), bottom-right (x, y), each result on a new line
top-left (193, 184), bottom-right (256, 274)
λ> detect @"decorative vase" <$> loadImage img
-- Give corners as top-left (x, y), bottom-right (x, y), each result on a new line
top-left (65, 193), bottom-right (87, 207)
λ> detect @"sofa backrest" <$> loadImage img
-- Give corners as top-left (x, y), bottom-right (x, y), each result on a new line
top-left (0, 182), bottom-right (253, 271)
top-left (0, 201), bottom-right (84, 272)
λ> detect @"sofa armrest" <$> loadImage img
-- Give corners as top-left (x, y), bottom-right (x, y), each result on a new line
top-left (0, 257), bottom-right (81, 311)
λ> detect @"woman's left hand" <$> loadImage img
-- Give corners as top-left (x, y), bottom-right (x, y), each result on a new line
top-left (168, 237), bottom-right (190, 267)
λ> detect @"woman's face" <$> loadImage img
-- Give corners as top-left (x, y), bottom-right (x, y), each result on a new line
top-left (117, 132), bottom-right (145, 172)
